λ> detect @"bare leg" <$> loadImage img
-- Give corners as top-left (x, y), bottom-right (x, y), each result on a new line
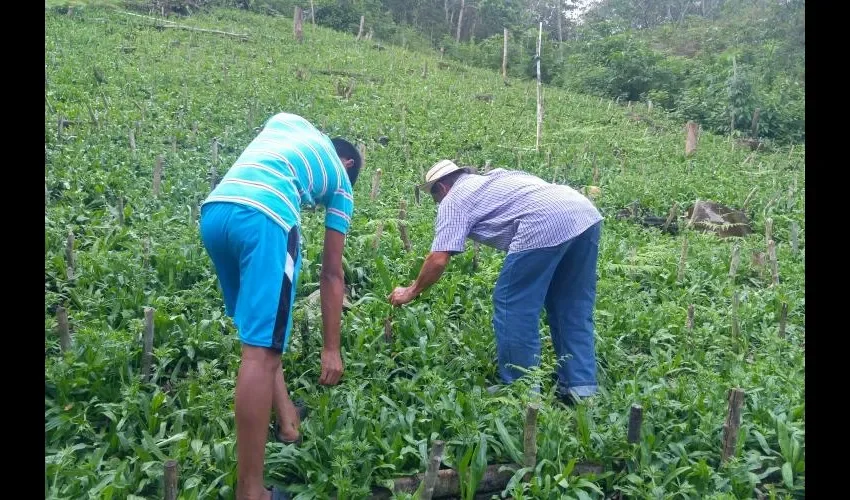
top-left (272, 366), bottom-right (301, 442)
top-left (235, 345), bottom-right (278, 500)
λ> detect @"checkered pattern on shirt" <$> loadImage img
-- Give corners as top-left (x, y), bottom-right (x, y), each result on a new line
top-left (430, 168), bottom-right (602, 254)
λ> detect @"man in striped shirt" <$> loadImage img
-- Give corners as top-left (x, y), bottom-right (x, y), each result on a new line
top-left (389, 160), bottom-right (603, 405)
top-left (200, 112), bottom-right (360, 500)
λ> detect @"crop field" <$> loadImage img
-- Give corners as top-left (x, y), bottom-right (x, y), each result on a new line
top-left (45, 6), bottom-right (804, 500)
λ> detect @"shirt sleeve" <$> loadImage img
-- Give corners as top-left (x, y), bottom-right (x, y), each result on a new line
top-left (324, 173), bottom-right (354, 235)
top-left (431, 200), bottom-right (472, 253)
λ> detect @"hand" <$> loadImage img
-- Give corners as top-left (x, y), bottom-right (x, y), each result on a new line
top-left (319, 348), bottom-right (343, 385)
top-left (388, 286), bottom-right (417, 306)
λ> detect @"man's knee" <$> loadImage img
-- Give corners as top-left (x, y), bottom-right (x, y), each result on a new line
top-left (240, 344), bottom-right (282, 371)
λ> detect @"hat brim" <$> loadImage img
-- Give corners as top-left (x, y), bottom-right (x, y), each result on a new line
top-left (417, 166), bottom-right (472, 192)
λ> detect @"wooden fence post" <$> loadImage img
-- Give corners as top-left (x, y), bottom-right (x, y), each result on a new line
top-left (65, 229), bottom-right (75, 280)
top-left (164, 460), bottom-right (179, 500)
top-left (722, 389), bottom-right (745, 463)
top-left (370, 168), bottom-right (382, 201)
top-left (685, 121), bottom-right (699, 156)
top-left (294, 6), bottom-right (303, 43)
top-left (142, 307), bottom-right (155, 382)
top-left (627, 404), bottom-right (643, 444)
top-left (421, 440), bottom-right (446, 500)
top-left (523, 403), bottom-right (539, 481)
top-left (398, 200), bottom-right (411, 252)
top-left (56, 306), bottom-right (71, 352)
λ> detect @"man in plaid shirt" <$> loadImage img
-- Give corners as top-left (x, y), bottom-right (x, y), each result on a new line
top-left (389, 160), bottom-right (603, 404)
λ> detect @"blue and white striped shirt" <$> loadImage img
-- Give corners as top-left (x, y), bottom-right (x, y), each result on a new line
top-left (203, 113), bottom-right (354, 235)
top-left (431, 168), bottom-right (602, 254)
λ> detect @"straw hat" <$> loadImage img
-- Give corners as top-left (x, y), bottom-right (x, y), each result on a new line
top-left (418, 160), bottom-right (472, 192)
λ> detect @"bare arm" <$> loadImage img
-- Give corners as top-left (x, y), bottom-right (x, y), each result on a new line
top-left (389, 251), bottom-right (451, 305)
top-left (319, 227), bottom-right (346, 384)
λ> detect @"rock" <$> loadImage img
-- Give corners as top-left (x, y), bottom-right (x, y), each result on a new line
top-left (686, 200), bottom-right (752, 238)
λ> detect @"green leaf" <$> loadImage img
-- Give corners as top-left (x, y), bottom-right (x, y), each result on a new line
top-left (782, 462), bottom-right (794, 488)
top-left (494, 418), bottom-right (523, 464)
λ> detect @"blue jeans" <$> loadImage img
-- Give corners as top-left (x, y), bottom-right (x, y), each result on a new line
top-left (492, 221), bottom-right (601, 397)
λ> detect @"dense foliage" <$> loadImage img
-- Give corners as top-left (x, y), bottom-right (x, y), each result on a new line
top-left (45, 5), bottom-right (804, 500)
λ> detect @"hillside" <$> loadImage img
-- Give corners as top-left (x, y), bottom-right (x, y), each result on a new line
top-left (45, 6), bottom-right (805, 499)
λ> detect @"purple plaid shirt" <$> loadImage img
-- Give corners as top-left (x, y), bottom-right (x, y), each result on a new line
top-left (431, 168), bottom-right (603, 254)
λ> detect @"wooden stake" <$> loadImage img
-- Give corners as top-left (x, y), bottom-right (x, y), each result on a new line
top-left (686, 304), bottom-right (694, 331)
top-left (414, 186), bottom-right (421, 206)
top-left (523, 403), bottom-right (539, 481)
top-left (370, 168), bottom-right (382, 201)
top-left (401, 105), bottom-right (410, 163)
top-left (767, 239), bottom-right (779, 285)
top-left (627, 404), bottom-right (643, 444)
top-left (142, 307), bottom-right (155, 382)
top-left (129, 128), bottom-right (136, 156)
top-left (117, 196), bottom-right (125, 226)
top-left (398, 200), bottom-right (412, 252)
top-left (56, 306), bottom-right (71, 352)
top-left (421, 440), bottom-right (446, 500)
top-left (778, 302), bottom-right (788, 339)
top-left (484, 160), bottom-right (492, 173)
top-left (293, 6), bottom-right (303, 43)
top-left (535, 22), bottom-right (543, 151)
top-left (662, 202), bottom-right (678, 233)
top-left (358, 142), bottom-right (366, 172)
top-left (648, 100), bottom-right (653, 113)
top-left (731, 292), bottom-right (740, 340)
top-left (722, 388), bottom-right (745, 463)
top-left (65, 230), bottom-right (75, 280)
top-left (356, 15), bottom-right (365, 41)
top-left (310, 0), bottom-right (315, 24)
top-left (685, 121), bottom-right (699, 156)
top-left (472, 242), bottom-right (480, 271)
top-left (750, 108), bottom-right (761, 138)
top-left (372, 222), bottom-right (383, 251)
top-left (191, 121), bottom-right (198, 144)
top-left (422, 61), bottom-right (428, 79)
top-left (211, 139), bottom-right (219, 189)
top-left (764, 218), bottom-right (773, 244)
top-left (171, 135), bottom-right (177, 154)
top-left (790, 222), bottom-right (799, 254)
top-left (729, 244), bottom-right (740, 280)
top-left (677, 236), bottom-right (688, 282)
top-left (384, 317), bottom-right (392, 343)
top-left (502, 28), bottom-right (508, 80)
top-left (57, 115), bottom-right (65, 139)
top-left (164, 460), bottom-right (178, 500)
top-left (153, 155), bottom-right (163, 196)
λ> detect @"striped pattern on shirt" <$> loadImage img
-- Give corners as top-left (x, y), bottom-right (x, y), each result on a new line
top-left (203, 113), bottom-right (354, 235)
top-left (431, 168), bottom-right (603, 254)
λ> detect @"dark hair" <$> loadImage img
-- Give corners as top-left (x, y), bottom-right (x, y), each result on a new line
top-left (430, 169), bottom-right (465, 194)
top-left (331, 138), bottom-right (362, 186)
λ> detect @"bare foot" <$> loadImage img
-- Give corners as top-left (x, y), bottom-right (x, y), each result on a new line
top-left (275, 401), bottom-right (301, 442)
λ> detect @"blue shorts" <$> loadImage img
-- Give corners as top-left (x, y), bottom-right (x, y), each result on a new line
top-left (199, 202), bottom-right (301, 352)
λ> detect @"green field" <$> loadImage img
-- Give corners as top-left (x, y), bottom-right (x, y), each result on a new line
top-left (45, 6), bottom-right (805, 499)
